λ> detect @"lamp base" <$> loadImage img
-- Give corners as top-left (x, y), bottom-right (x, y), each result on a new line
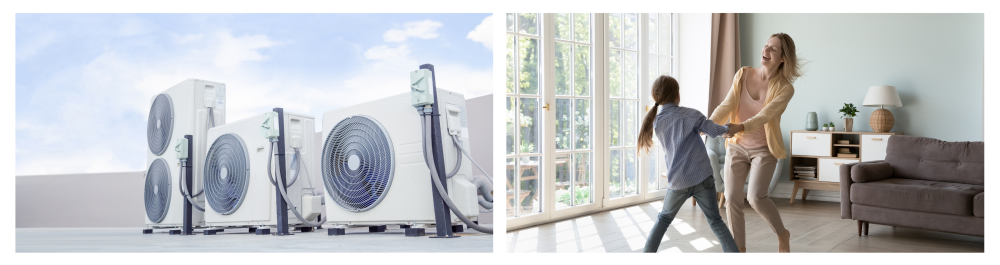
top-left (870, 108), bottom-right (894, 133)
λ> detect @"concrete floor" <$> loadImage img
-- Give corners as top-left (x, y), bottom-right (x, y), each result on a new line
top-left (17, 225), bottom-right (492, 253)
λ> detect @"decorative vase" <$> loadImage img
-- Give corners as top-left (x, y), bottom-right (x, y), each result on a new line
top-left (822, 126), bottom-right (829, 131)
top-left (805, 112), bottom-right (818, 131)
top-left (844, 118), bottom-right (854, 132)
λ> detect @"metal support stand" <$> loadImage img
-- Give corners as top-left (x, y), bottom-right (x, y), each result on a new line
top-left (248, 227), bottom-right (256, 233)
top-left (273, 107), bottom-right (293, 236)
top-left (181, 135), bottom-right (195, 235)
top-left (421, 64), bottom-right (458, 239)
top-left (368, 225), bottom-right (387, 233)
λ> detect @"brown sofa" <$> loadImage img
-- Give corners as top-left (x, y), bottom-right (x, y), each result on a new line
top-left (840, 135), bottom-right (984, 236)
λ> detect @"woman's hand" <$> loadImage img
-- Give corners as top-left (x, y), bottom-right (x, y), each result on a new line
top-left (723, 123), bottom-right (744, 138)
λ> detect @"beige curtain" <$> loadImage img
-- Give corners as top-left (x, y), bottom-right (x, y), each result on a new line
top-left (708, 13), bottom-right (740, 118)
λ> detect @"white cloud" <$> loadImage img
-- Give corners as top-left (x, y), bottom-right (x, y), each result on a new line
top-left (364, 44), bottom-right (411, 60)
top-left (466, 15), bottom-right (493, 51)
top-left (118, 17), bottom-right (157, 37)
top-left (212, 31), bottom-right (280, 68)
top-left (383, 20), bottom-right (443, 42)
top-left (16, 31), bottom-right (58, 63)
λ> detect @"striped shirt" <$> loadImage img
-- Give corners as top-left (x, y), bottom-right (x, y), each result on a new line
top-left (654, 103), bottom-right (729, 190)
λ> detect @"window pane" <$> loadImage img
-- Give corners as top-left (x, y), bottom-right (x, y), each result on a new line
top-left (608, 13), bottom-right (621, 48)
top-left (506, 158), bottom-right (516, 218)
top-left (506, 97), bottom-right (516, 155)
top-left (555, 42), bottom-right (571, 96)
top-left (555, 13), bottom-right (571, 40)
top-left (518, 13), bottom-right (538, 35)
top-left (519, 98), bottom-right (539, 154)
top-left (648, 14), bottom-right (657, 54)
top-left (506, 35), bottom-right (515, 94)
top-left (609, 50), bottom-right (621, 98)
top-left (574, 99), bottom-right (591, 150)
top-left (649, 55), bottom-right (658, 86)
top-left (610, 100), bottom-right (620, 147)
top-left (518, 156), bottom-right (541, 216)
top-left (624, 51), bottom-right (637, 98)
top-left (610, 149), bottom-right (621, 198)
top-left (624, 13), bottom-right (637, 50)
top-left (518, 37), bottom-right (539, 95)
top-left (555, 99), bottom-right (571, 150)
top-left (575, 152), bottom-right (593, 205)
top-left (625, 148), bottom-right (637, 195)
top-left (625, 101), bottom-right (637, 146)
top-left (659, 13), bottom-right (671, 55)
top-left (506, 13), bottom-right (515, 32)
top-left (574, 44), bottom-right (590, 96)
top-left (555, 153), bottom-right (571, 209)
top-left (574, 13), bottom-right (590, 43)
top-left (659, 55), bottom-right (671, 77)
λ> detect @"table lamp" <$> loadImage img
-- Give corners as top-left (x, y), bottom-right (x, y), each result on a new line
top-left (862, 86), bottom-right (903, 132)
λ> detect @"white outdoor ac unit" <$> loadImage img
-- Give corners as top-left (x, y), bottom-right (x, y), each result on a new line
top-left (321, 90), bottom-right (479, 226)
top-left (144, 79), bottom-right (226, 229)
top-left (202, 111), bottom-right (323, 228)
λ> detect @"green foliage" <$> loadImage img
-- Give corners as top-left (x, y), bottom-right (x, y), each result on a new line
top-left (557, 185), bottom-right (592, 206)
top-left (839, 103), bottom-right (859, 119)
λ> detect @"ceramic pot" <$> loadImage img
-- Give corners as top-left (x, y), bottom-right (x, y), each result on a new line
top-left (806, 112), bottom-right (818, 131)
top-left (844, 118), bottom-right (854, 132)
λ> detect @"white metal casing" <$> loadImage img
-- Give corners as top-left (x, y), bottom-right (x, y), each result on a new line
top-left (203, 112), bottom-right (320, 228)
top-left (322, 89), bottom-right (479, 226)
top-left (145, 79), bottom-right (226, 228)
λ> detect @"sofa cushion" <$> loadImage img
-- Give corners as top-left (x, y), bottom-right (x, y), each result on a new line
top-left (974, 192), bottom-right (984, 217)
top-left (884, 135), bottom-right (984, 186)
top-left (851, 178), bottom-right (983, 216)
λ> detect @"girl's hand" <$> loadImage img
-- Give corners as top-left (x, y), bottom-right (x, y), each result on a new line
top-left (723, 123), bottom-right (744, 138)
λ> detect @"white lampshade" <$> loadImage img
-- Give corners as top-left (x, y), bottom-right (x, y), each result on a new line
top-left (862, 86), bottom-right (903, 107)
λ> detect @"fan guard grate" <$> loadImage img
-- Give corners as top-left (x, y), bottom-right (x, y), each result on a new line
top-left (144, 158), bottom-right (171, 223)
top-left (203, 133), bottom-right (250, 215)
top-left (322, 115), bottom-right (395, 212)
top-left (147, 94), bottom-right (174, 156)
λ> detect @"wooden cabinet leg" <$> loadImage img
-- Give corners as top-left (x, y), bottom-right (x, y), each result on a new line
top-left (789, 182), bottom-right (800, 205)
top-left (802, 189), bottom-right (810, 202)
top-left (857, 220), bottom-right (862, 236)
top-left (863, 221), bottom-right (869, 236)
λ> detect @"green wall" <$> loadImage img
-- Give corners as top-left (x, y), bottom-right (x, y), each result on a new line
top-left (738, 13), bottom-right (983, 182)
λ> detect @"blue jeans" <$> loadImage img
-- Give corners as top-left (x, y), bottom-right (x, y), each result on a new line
top-left (643, 176), bottom-right (739, 253)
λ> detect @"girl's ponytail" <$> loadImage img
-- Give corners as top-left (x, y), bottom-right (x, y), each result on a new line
top-left (637, 75), bottom-right (679, 154)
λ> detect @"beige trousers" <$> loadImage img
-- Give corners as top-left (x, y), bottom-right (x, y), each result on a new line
top-left (723, 143), bottom-right (787, 249)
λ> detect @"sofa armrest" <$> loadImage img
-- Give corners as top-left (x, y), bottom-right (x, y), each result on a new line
top-left (706, 148), bottom-right (724, 193)
top-left (840, 162), bottom-right (858, 219)
top-left (974, 192), bottom-right (984, 217)
top-left (850, 161), bottom-right (894, 183)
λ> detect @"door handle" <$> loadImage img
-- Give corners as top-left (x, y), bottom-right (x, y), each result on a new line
top-left (542, 103), bottom-right (550, 111)
top-left (834, 163), bottom-right (844, 166)
top-left (871, 138), bottom-right (883, 141)
top-left (806, 136), bottom-right (816, 139)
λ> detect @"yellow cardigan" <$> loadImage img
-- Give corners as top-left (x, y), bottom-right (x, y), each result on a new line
top-left (709, 66), bottom-right (795, 159)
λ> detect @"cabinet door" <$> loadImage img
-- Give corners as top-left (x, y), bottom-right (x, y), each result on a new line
top-left (861, 134), bottom-right (891, 162)
top-left (818, 158), bottom-right (852, 182)
top-left (791, 132), bottom-right (832, 157)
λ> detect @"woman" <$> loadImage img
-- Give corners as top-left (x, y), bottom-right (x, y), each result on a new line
top-left (709, 33), bottom-right (802, 253)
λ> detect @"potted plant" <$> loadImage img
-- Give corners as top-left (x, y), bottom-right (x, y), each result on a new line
top-left (828, 122), bottom-right (836, 131)
top-left (839, 103), bottom-right (859, 132)
top-left (822, 123), bottom-right (829, 131)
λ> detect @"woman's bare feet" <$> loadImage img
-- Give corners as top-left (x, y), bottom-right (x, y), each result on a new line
top-left (778, 229), bottom-right (791, 253)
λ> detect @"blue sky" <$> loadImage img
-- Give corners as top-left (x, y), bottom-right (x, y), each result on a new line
top-left (15, 13), bottom-right (493, 175)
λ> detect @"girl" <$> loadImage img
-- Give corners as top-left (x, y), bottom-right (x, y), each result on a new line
top-left (640, 75), bottom-right (740, 253)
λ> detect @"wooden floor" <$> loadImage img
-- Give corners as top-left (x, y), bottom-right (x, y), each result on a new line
top-left (506, 198), bottom-right (984, 253)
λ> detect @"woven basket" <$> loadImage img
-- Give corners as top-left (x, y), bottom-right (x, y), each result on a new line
top-left (870, 108), bottom-right (894, 132)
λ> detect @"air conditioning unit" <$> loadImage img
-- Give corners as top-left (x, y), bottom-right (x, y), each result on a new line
top-left (321, 89), bottom-right (479, 226)
top-left (144, 79), bottom-right (226, 229)
top-left (202, 111), bottom-right (323, 228)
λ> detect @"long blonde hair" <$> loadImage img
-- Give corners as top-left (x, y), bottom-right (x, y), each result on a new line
top-left (638, 75), bottom-right (680, 154)
top-left (771, 33), bottom-right (803, 83)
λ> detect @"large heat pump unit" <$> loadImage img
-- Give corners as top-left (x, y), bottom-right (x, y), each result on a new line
top-left (144, 79), bottom-right (226, 228)
top-left (321, 89), bottom-right (479, 226)
top-left (202, 111), bottom-right (323, 228)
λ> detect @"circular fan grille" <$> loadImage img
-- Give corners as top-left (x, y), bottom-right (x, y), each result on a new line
top-left (204, 133), bottom-right (250, 215)
top-left (322, 115), bottom-right (395, 212)
top-left (147, 94), bottom-right (174, 156)
top-left (144, 158), bottom-right (171, 223)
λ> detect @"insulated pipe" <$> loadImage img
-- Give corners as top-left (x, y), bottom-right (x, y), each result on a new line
top-left (422, 114), bottom-right (492, 234)
top-left (179, 161), bottom-right (206, 212)
top-left (451, 135), bottom-right (493, 183)
top-left (472, 176), bottom-right (493, 210)
top-left (268, 141), bottom-right (326, 227)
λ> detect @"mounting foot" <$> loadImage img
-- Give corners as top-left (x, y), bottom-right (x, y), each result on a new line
top-left (328, 228), bottom-right (346, 236)
top-left (300, 227), bottom-right (314, 232)
top-left (399, 224), bottom-right (411, 229)
top-left (368, 225), bottom-right (387, 233)
top-left (248, 227), bottom-right (256, 233)
top-left (169, 230), bottom-right (181, 235)
top-left (405, 228), bottom-right (426, 237)
top-left (142, 229), bottom-right (153, 234)
top-left (255, 228), bottom-right (271, 235)
top-left (203, 230), bottom-right (217, 235)
top-left (451, 225), bottom-right (464, 233)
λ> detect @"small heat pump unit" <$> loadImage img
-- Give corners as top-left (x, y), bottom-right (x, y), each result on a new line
top-left (321, 89), bottom-right (479, 226)
top-left (145, 79), bottom-right (226, 229)
top-left (202, 111), bottom-right (324, 228)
